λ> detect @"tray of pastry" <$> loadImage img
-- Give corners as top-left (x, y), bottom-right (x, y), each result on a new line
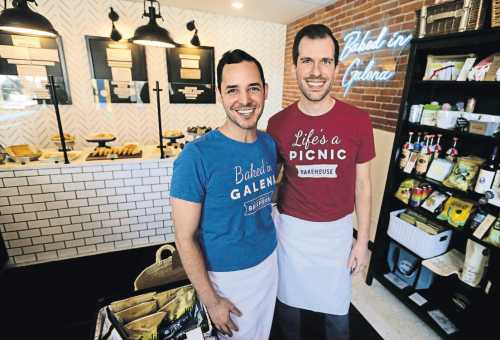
top-left (85, 132), bottom-right (116, 143)
top-left (162, 129), bottom-right (184, 139)
top-left (86, 144), bottom-right (142, 161)
top-left (39, 150), bottom-right (82, 163)
top-left (51, 133), bottom-right (75, 151)
top-left (4, 144), bottom-right (42, 163)
top-left (187, 126), bottom-right (211, 135)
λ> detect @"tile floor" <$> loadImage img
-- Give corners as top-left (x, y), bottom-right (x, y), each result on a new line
top-left (352, 273), bottom-right (441, 340)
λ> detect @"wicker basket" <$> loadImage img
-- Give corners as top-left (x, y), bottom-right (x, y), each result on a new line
top-left (493, 0), bottom-right (500, 27)
top-left (416, 0), bottom-right (486, 38)
top-left (134, 244), bottom-right (188, 291)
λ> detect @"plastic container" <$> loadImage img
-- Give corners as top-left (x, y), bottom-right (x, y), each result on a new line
top-left (387, 209), bottom-right (452, 259)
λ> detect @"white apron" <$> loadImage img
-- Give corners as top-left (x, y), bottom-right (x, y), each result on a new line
top-left (208, 249), bottom-right (278, 340)
top-left (274, 209), bottom-right (353, 315)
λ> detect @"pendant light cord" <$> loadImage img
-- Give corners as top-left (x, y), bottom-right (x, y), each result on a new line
top-left (142, 0), bottom-right (164, 21)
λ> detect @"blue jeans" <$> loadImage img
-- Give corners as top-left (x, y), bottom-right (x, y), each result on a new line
top-left (276, 299), bottom-right (350, 340)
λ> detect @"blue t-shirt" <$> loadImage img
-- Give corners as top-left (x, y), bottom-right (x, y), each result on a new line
top-left (170, 129), bottom-right (277, 272)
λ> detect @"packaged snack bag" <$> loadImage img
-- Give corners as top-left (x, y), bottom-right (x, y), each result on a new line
top-left (443, 156), bottom-right (484, 191)
top-left (437, 197), bottom-right (475, 229)
top-left (395, 179), bottom-right (421, 204)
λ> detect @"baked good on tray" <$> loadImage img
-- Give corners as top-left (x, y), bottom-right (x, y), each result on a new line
top-left (88, 144), bottom-right (141, 158)
top-left (5, 144), bottom-right (42, 161)
top-left (162, 129), bottom-right (184, 138)
top-left (85, 132), bottom-right (115, 141)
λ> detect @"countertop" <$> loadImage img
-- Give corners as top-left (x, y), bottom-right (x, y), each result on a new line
top-left (0, 145), bottom-right (177, 171)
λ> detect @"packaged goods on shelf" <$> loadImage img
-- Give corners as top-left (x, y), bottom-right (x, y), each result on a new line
top-left (417, 1), bottom-right (486, 38)
top-left (421, 191), bottom-right (450, 214)
top-left (442, 156), bottom-right (484, 191)
top-left (437, 197), bottom-right (475, 228)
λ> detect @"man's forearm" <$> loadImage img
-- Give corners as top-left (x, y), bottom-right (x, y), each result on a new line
top-left (176, 236), bottom-right (219, 307)
top-left (355, 185), bottom-right (371, 246)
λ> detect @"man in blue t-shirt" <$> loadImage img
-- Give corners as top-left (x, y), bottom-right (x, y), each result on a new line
top-left (170, 49), bottom-right (278, 340)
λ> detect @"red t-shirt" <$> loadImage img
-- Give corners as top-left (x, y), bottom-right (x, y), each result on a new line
top-left (267, 100), bottom-right (376, 222)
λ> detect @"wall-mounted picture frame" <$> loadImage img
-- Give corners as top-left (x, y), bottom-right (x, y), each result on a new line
top-left (166, 46), bottom-right (215, 104)
top-left (85, 36), bottom-right (149, 104)
top-left (0, 32), bottom-right (71, 106)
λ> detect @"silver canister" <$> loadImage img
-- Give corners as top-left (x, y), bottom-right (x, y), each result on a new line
top-left (409, 104), bottom-right (423, 123)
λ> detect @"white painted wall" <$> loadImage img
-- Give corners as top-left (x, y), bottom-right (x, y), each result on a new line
top-left (0, 0), bottom-right (286, 148)
top-left (352, 129), bottom-right (394, 241)
top-left (370, 129), bottom-right (394, 241)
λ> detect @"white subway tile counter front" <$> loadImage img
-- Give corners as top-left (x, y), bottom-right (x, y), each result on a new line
top-left (0, 146), bottom-right (175, 267)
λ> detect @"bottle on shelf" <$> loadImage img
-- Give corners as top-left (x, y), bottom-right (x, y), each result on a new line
top-left (414, 132), bottom-right (423, 152)
top-left (445, 137), bottom-right (459, 162)
top-left (415, 135), bottom-right (432, 175)
top-left (434, 134), bottom-right (443, 159)
top-left (474, 145), bottom-right (498, 194)
top-left (399, 131), bottom-right (415, 170)
top-left (485, 218), bottom-right (500, 247)
top-left (428, 134), bottom-right (435, 154)
top-left (469, 197), bottom-right (489, 231)
top-left (485, 168), bottom-right (500, 207)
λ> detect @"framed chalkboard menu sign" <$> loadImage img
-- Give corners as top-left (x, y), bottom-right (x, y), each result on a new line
top-left (85, 36), bottom-right (149, 104)
top-left (166, 46), bottom-right (215, 104)
top-left (0, 32), bottom-right (71, 106)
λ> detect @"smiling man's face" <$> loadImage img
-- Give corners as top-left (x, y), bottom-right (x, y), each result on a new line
top-left (219, 61), bottom-right (267, 131)
top-left (294, 36), bottom-right (337, 103)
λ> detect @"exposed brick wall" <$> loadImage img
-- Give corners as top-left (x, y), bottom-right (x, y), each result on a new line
top-left (283, 0), bottom-right (435, 132)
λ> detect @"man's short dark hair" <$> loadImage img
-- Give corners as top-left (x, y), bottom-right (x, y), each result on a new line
top-left (217, 49), bottom-right (265, 91)
top-left (292, 24), bottom-right (339, 66)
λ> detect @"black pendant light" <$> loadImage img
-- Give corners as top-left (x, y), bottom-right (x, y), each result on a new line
top-left (131, 0), bottom-right (176, 48)
top-left (0, 0), bottom-right (58, 37)
top-left (186, 20), bottom-right (200, 47)
top-left (108, 7), bottom-right (122, 42)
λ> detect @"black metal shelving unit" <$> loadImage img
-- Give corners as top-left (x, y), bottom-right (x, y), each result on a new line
top-left (367, 28), bottom-right (500, 339)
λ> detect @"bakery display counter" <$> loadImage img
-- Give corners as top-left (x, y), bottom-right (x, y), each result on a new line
top-left (0, 145), bottom-right (176, 170)
top-left (0, 145), bottom-right (177, 267)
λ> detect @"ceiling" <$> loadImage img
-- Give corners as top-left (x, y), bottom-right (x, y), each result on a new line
top-left (126, 0), bottom-right (336, 24)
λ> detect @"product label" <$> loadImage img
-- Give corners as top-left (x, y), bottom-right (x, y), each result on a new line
top-left (415, 153), bottom-right (431, 175)
top-left (472, 214), bottom-right (496, 239)
top-left (474, 169), bottom-right (495, 194)
top-left (428, 310), bottom-right (458, 335)
top-left (399, 149), bottom-right (411, 169)
top-left (384, 272), bottom-right (409, 290)
top-left (409, 292), bottom-right (427, 306)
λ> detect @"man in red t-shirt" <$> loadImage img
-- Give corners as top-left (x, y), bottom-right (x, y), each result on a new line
top-left (267, 24), bottom-right (375, 340)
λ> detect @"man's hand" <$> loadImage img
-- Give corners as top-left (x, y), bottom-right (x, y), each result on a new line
top-left (347, 242), bottom-right (369, 275)
top-left (206, 296), bottom-right (242, 337)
